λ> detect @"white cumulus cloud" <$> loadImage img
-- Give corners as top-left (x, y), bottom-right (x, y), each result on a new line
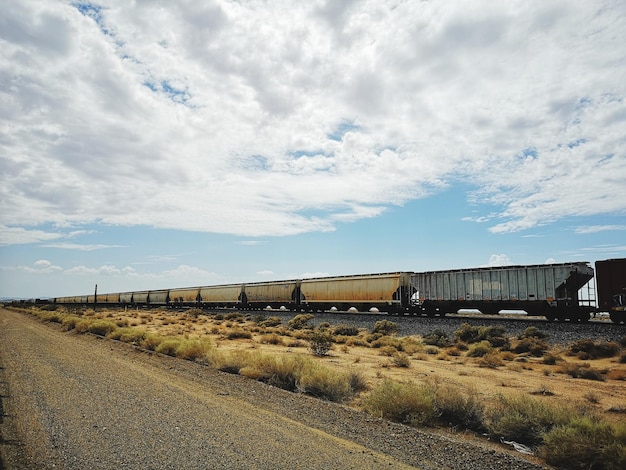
top-left (1, 0), bottom-right (624, 241)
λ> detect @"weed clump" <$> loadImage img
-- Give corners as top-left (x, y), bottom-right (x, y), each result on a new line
top-left (333, 324), bottom-right (359, 336)
top-left (455, 323), bottom-right (509, 349)
top-left (540, 418), bottom-right (626, 470)
top-left (422, 329), bottom-right (450, 347)
top-left (371, 320), bottom-right (398, 336)
top-left (485, 393), bottom-right (573, 446)
top-left (363, 380), bottom-right (438, 426)
top-left (288, 314), bottom-right (314, 330)
top-left (569, 340), bottom-right (621, 360)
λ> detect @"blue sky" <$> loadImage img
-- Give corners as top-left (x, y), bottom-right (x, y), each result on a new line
top-left (1, 0), bottom-right (625, 299)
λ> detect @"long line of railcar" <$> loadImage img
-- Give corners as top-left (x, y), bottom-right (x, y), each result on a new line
top-left (49, 259), bottom-right (626, 323)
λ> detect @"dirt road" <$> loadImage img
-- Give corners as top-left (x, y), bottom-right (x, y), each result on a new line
top-left (0, 309), bottom-right (545, 469)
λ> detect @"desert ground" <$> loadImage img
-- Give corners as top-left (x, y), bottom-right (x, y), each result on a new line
top-left (64, 305), bottom-right (626, 425)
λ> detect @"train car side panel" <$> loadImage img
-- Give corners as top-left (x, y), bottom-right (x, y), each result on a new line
top-left (243, 281), bottom-right (297, 308)
top-left (199, 284), bottom-right (242, 307)
top-left (169, 287), bottom-right (200, 306)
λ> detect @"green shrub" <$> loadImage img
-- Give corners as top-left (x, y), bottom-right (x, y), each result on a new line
top-left (61, 315), bottom-right (83, 331)
top-left (540, 418), bottom-right (626, 470)
top-left (467, 340), bottom-right (493, 357)
top-left (371, 320), bottom-right (398, 336)
top-left (175, 339), bottom-right (214, 361)
top-left (308, 330), bottom-right (333, 356)
top-left (155, 338), bottom-right (182, 356)
top-left (288, 314), bottom-right (314, 329)
top-left (570, 340), bottom-right (621, 360)
top-left (434, 385), bottom-right (485, 432)
top-left (333, 324), bottom-right (359, 336)
top-left (559, 363), bottom-right (605, 381)
top-left (87, 320), bottom-right (117, 337)
top-left (455, 323), bottom-right (509, 348)
top-left (422, 329), bottom-right (450, 347)
top-left (486, 393), bottom-right (573, 446)
top-left (513, 337), bottom-right (550, 356)
top-left (519, 326), bottom-right (548, 340)
top-left (107, 327), bottom-right (148, 345)
top-left (363, 380), bottom-right (438, 426)
top-left (141, 334), bottom-right (165, 351)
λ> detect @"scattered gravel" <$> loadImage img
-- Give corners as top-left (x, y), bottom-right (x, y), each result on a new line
top-left (260, 310), bottom-right (625, 344)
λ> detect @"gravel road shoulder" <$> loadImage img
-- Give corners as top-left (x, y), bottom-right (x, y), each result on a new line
top-left (0, 309), bottom-right (548, 469)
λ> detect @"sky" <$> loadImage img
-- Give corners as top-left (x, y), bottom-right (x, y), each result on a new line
top-left (1, 0), bottom-right (625, 299)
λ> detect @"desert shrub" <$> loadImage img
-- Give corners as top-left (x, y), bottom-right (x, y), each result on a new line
top-left (318, 322), bottom-right (331, 331)
top-left (478, 351), bottom-right (504, 368)
top-left (308, 330), bottom-right (333, 356)
top-left (257, 354), bottom-right (312, 390)
top-left (370, 335), bottom-right (402, 350)
top-left (175, 339), bottom-right (213, 361)
top-left (107, 327), bottom-right (147, 345)
top-left (297, 364), bottom-right (358, 402)
top-left (558, 363), bottom-right (605, 381)
top-left (422, 329), bottom-right (450, 347)
top-left (619, 352), bottom-right (626, 364)
top-left (261, 316), bottom-right (282, 327)
top-left (570, 340), bottom-right (621, 360)
top-left (371, 320), bottom-right (398, 336)
top-left (155, 338), bottom-right (182, 356)
top-left (363, 380), bottom-right (438, 426)
top-left (333, 324), bottom-right (359, 336)
top-left (288, 314), bottom-right (314, 329)
top-left (485, 393), bottom-right (573, 446)
top-left (74, 319), bottom-right (93, 334)
top-left (39, 304), bottom-right (58, 311)
top-left (519, 326), bottom-right (548, 340)
top-left (87, 320), bottom-right (118, 337)
top-left (513, 337), bottom-right (550, 356)
top-left (543, 353), bottom-right (560, 365)
top-left (392, 352), bottom-right (411, 368)
top-left (115, 318), bottom-right (129, 327)
top-left (455, 324), bottom-right (509, 348)
top-left (467, 340), bottom-right (493, 357)
top-left (41, 311), bottom-right (63, 323)
top-left (345, 336), bottom-right (368, 347)
top-left (227, 329), bottom-right (253, 340)
top-left (186, 308), bottom-right (204, 317)
top-left (540, 417), bottom-right (626, 470)
top-left (434, 385), bottom-right (486, 432)
top-left (141, 334), bottom-right (165, 351)
top-left (400, 337), bottom-right (424, 355)
top-left (224, 312), bottom-right (244, 321)
top-left (213, 350), bottom-right (253, 374)
top-left (61, 315), bottom-right (83, 331)
top-left (259, 333), bottom-right (283, 345)
top-left (378, 346), bottom-right (399, 358)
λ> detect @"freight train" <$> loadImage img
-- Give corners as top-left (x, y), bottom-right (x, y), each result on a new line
top-left (51, 259), bottom-right (626, 323)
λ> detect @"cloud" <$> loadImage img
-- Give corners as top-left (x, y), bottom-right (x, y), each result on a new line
top-left (41, 243), bottom-right (126, 251)
top-left (0, 225), bottom-right (63, 246)
top-left (256, 270), bottom-right (274, 276)
top-left (574, 225), bottom-right (626, 234)
top-left (485, 254), bottom-right (512, 267)
top-left (1, 1), bottom-right (624, 241)
top-left (13, 260), bottom-right (63, 274)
